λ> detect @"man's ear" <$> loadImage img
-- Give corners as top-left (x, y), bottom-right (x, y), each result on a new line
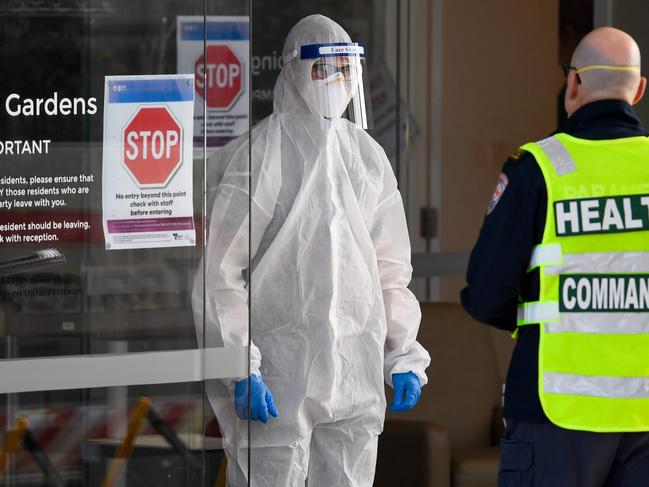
top-left (631, 76), bottom-right (646, 106)
top-left (566, 70), bottom-right (581, 101)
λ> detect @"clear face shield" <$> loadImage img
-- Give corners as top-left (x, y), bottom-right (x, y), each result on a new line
top-left (300, 42), bottom-right (373, 129)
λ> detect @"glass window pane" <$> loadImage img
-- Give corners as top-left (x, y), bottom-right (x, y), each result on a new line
top-left (0, 1), bottom-right (250, 485)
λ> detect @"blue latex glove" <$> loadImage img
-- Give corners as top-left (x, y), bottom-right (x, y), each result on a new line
top-left (389, 371), bottom-right (422, 412)
top-left (234, 374), bottom-right (279, 423)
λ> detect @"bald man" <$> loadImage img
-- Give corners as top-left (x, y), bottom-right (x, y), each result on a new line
top-left (462, 27), bottom-right (649, 487)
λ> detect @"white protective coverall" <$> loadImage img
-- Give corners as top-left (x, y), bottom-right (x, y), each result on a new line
top-left (195, 14), bottom-right (431, 487)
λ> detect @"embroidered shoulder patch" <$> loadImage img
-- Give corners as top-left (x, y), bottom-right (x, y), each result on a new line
top-left (487, 173), bottom-right (509, 215)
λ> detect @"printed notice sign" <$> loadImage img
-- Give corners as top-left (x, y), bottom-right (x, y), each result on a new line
top-left (177, 16), bottom-right (250, 151)
top-left (102, 74), bottom-right (196, 250)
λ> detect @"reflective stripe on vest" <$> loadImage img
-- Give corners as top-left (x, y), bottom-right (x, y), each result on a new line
top-left (545, 313), bottom-right (649, 334)
top-left (544, 372), bottom-right (649, 399)
top-left (519, 303), bottom-right (649, 334)
top-left (517, 301), bottom-right (559, 325)
top-left (544, 251), bottom-right (649, 275)
top-left (517, 133), bottom-right (649, 432)
top-left (536, 136), bottom-right (578, 176)
top-left (528, 243), bottom-right (563, 271)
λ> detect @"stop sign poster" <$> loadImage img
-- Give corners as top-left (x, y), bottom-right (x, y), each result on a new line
top-left (102, 74), bottom-right (196, 250)
top-left (176, 16), bottom-right (249, 151)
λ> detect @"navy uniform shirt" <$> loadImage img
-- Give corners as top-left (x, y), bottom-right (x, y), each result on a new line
top-left (460, 99), bottom-right (647, 422)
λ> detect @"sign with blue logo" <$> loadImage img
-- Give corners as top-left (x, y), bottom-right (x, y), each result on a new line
top-left (177, 16), bottom-right (250, 152)
top-left (102, 74), bottom-right (196, 250)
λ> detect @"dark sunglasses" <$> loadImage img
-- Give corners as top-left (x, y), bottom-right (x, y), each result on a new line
top-left (562, 64), bottom-right (582, 84)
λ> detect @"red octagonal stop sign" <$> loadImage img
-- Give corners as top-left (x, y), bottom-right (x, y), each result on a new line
top-left (195, 45), bottom-right (243, 110)
top-left (122, 106), bottom-right (183, 188)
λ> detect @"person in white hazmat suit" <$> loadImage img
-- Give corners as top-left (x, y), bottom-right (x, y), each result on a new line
top-left (195, 14), bottom-right (431, 487)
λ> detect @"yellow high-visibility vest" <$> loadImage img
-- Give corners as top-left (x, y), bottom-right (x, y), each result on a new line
top-left (518, 133), bottom-right (649, 432)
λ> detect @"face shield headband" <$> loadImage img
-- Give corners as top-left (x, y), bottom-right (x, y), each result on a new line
top-left (299, 42), bottom-right (366, 60)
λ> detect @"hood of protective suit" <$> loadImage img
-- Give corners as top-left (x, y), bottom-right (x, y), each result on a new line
top-left (273, 14), bottom-right (354, 117)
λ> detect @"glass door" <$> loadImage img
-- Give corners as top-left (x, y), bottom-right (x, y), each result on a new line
top-left (0, 1), bottom-right (250, 485)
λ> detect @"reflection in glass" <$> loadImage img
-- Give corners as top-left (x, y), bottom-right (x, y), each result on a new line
top-left (0, 1), bottom-right (225, 485)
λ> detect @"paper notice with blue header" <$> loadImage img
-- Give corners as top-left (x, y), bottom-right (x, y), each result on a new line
top-left (102, 74), bottom-right (196, 250)
top-left (177, 16), bottom-right (249, 151)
